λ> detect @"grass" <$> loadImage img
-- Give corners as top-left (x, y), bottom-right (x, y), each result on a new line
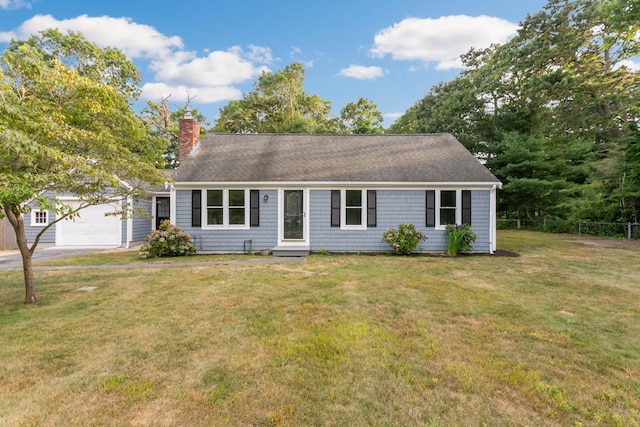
top-left (33, 250), bottom-right (246, 266)
top-left (1, 231), bottom-right (639, 426)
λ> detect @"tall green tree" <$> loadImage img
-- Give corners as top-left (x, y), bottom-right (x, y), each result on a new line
top-left (0, 29), bottom-right (166, 303)
top-left (140, 95), bottom-right (209, 168)
top-left (456, 0), bottom-right (640, 220)
top-left (213, 63), bottom-right (333, 133)
top-left (386, 103), bottom-right (419, 134)
top-left (487, 132), bottom-right (589, 218)
top-left (387, 77), bottom-right (491, 156)
top-left (338, 97), bottom-right (384, 134)
top-left (514, 0), bottom-right (639, 221)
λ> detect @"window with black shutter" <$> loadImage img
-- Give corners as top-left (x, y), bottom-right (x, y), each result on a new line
top-left (426, 190), bottom-right (435, 227)
top-left (367, 190), bottom-right (377, 227)
top-left (331, 190), bottom-right (340, 227)
top-left (250, 190), bottom-right (260, 227)
top-left (192, 190), bottom-right (201, 227)
top-left (462, 190), bottom-right (472, 225)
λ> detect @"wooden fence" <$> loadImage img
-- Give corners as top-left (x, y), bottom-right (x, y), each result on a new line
top-left (0, 218), bottom-right (18, 250)
top-left (497, 219), bottom-right (640, 239)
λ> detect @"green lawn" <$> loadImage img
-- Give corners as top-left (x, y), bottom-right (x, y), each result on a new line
top-left (1, 231), bottom-right (638, 426)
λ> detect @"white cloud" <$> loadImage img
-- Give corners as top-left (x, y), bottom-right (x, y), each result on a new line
top-left (1, 14), bottom-right (275, 107)
top-left (615, 59), bottom-right (640, 72)
top-left (384, 112), bottom-right (403, 120)
top-left (0, 31), bottom-right (15, 43)
top-left (147, 47), bottom-right (270, 105)
top-left (140, 82), bottom-right (243, 104)
top-left (5, 14), bottom-right (183, 58)
top-left (230, 44), bottom-right (274, 65)
top-left (370, 15), bottom-right (518, 70)
top-left (0, 0), bottom-right (30, 10)
top-left (289, 46), bottom-right (313, 68)
top-left (338, 65), bottom-right (386, 80)
top-left (153, 49), bottom-right (269, 87)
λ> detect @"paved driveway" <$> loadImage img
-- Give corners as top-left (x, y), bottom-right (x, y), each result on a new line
top-left (0, 245), bottom-right (118, 271)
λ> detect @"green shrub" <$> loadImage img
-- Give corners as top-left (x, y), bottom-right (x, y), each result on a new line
top-left (140, 220), bottom-right (196, 258)
top-left (382, 224), bottom-right (426, 255)
top-left (446, 224), bottom-right (477, 256)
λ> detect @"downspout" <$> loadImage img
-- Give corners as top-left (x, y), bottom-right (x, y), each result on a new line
top-left (125, 196), bottom-right (133, 249)
top-left (170, 185), bottom-right (177, 226)
top-left (151, 195), bottom-right (157, 231)
top-left (116, 178), bottom-right (135, 249)
top-left (490, 184), bottom-right (497, 254)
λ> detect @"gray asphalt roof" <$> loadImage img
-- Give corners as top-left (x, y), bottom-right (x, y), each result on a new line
top-left (173, 133), bottom-right (500, 184)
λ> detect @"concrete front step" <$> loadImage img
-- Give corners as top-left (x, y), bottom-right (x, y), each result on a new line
top-left (271, 246), bottom-right (310, 257)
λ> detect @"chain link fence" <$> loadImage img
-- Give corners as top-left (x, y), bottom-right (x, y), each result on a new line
top-left (497, 219), bottom-right (640, 239)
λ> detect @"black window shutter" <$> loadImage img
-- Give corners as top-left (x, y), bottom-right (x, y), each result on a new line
top-left (426, 190), bottom-right (435, 227)
top-left (331, 190), bottom-right (340, 227)
top-left (367, 190), bottom-right (377, 227)
top-left (192, 190), bottom-right (201, 227)
top-left (462, 190), bottom-right (472, 225)
top-left (250, 190), bottom-right (260, 227)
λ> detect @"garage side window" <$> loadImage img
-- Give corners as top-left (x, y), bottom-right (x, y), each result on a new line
top-left (31, 210), bottom-right (49, 226)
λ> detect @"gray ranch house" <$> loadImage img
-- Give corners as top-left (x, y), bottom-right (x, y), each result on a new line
top-left (171, 117), bottom-right (501, 255)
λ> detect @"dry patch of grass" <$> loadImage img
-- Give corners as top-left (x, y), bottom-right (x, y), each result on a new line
top-left (33, 250), bottom-right (243, 266)
top-left (1, 231), bottom-right (639, 426)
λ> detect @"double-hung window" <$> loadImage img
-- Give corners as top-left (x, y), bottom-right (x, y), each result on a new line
top-left (426, 190), bottom-right (472, 229)
top-left (345, 189), bottom-right (363, 227)
top-left (31, 210), bottom-right (49, 226)
top-left (331, 189), bottom-right (376, 230)
top-left (204, 189), bottom-right (249, 228)
top-left (439, 190), bottom-right (457, 226)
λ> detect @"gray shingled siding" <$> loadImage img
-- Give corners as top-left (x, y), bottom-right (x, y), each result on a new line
top-left (311, 189), bottom-right (491, 253)
top-left (175, 189), bottom-right (279, 252)
top-left (470, 190), bottom-right (491, 252)
top-left (24, 209), bottom-right (56, 244)
top-left (177, 188), bottom-right (493, 253)
top-left (132, 199), bottom-right (153, 243)
top-left (311, 190), bottom-right (436, 252)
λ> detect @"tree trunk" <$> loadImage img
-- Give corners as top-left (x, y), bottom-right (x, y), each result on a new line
top-left (3, 208), bottom-right (36, 304)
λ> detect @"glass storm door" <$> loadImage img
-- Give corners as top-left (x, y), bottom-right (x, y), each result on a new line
top-left (155, 197), bottom-right (170, 229)
top-left (283, 190), bottom-right (304, 240)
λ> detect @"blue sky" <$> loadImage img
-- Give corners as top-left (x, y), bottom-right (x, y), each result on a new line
top-left (1, 0), bottom-right (549, 127)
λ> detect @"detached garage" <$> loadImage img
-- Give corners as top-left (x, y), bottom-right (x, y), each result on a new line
top-left (55, 201), bottom-right (122, 247)
top-left (23, 196), bottom-right (156, 248)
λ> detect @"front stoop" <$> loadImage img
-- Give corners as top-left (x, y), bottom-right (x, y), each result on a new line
top-left (271, 246), bottom-right (310, 257)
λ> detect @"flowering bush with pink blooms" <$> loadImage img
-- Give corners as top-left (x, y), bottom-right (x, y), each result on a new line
top-left (382, 224), bottom-right (426, 255)
top-left (140, 220), bottom-right (196, 258)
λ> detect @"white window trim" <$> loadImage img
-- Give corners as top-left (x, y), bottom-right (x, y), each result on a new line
top-left (341, 189), bottom-right (368, 230)
top-left (31, 209), bottom-right (49, 227)
top-left (202, 189), bottom-right (250, 229)
top-left (435, 189), bottom-right (462, 230)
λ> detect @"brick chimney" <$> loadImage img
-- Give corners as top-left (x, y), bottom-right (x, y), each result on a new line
top-left (178, 112), bottom-right (200, 164)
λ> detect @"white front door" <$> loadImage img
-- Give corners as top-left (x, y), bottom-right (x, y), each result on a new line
top-left (278, 189), bottom-right (309, 247)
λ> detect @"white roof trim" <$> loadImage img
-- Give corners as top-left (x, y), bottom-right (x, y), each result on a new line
top-left (172, 181), bottom-right (502, 189)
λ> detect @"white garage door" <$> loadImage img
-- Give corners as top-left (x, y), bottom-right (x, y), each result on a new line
top-left (56, 201), bottom-right (121, 247)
